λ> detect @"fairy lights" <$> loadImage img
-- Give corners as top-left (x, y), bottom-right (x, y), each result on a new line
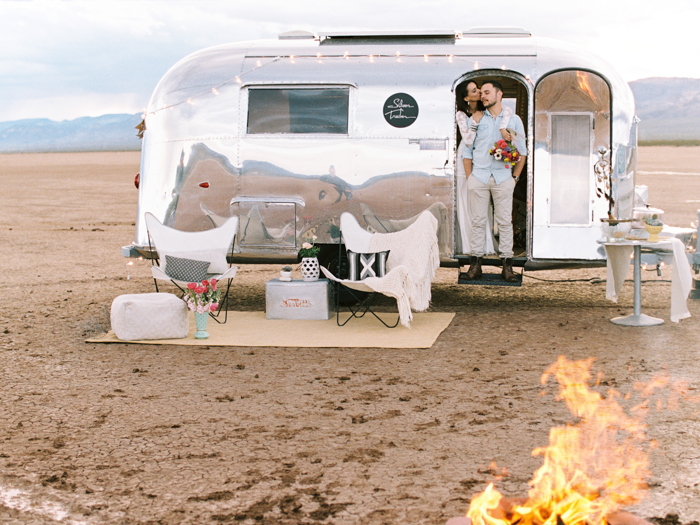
top-left (141, 54), bottom-right (531, 117)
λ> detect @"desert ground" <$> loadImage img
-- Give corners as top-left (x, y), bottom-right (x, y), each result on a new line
top-left (1, 147), bottom-right (699, 524)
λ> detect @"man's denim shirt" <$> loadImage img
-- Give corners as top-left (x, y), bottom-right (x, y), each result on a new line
top-left (463, 108), bottom-right (527, 185)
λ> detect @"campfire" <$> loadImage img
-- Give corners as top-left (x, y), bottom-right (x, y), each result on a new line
top-left (462, 356), bottom-right (673, 525)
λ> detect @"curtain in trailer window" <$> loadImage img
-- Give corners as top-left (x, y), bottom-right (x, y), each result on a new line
top-left (247, 88), bottom-right (349, 134)
top-left (550, 114), bottom-right (591, 224)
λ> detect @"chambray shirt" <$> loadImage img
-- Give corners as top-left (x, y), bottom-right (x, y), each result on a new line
top-left (463, 108), bottom-right (526, 185)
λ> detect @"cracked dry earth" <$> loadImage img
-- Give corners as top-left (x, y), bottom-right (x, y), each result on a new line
top-left (1, 148), bottom-right (700, 525)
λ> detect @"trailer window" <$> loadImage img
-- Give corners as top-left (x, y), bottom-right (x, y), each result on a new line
top-left (247, 88), bottom-right (349, 134)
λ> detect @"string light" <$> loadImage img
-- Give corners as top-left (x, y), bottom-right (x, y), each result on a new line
top-left (142, 54), bottom-right (527, 116)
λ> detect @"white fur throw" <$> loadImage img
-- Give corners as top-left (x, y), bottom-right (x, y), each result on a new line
top-left (365, 210), bottom-right (440, 327)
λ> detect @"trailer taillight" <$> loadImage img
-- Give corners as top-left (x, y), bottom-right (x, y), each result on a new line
top-left (134, 172), bottom-right (140, 189)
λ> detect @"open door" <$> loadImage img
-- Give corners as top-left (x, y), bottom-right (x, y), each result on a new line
top-left (532, 70), bottom-right (611, 260)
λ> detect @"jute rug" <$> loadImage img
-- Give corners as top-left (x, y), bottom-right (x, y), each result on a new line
top-left (88, 311), bottom-right (455, 349)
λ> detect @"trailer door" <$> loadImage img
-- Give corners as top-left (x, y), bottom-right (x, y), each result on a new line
top-left (532, 70), bottom-right (611, 260)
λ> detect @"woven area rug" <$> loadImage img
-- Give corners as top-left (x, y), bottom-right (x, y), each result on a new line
top-left (88, 311), bottom-right (455, 349)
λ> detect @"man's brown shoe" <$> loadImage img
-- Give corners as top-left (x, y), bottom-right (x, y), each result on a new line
top-left (465, 256), bottom-right (482, 280)
top-left (501, 258), bottom-right (519, 282)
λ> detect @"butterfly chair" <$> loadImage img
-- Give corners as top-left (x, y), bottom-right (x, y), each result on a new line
top-left (144, 212), bottom-right (239, 323)
top-left (321, 210), bottom-right (440, 328)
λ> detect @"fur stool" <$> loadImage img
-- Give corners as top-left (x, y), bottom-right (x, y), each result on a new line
top-left (111, 293), bottom-right (188, 341)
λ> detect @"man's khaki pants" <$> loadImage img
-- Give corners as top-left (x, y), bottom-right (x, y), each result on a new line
top-left (467, 174), bottom-right (515, 258)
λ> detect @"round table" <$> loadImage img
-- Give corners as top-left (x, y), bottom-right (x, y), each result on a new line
top-left (599, 238), bottom-right (672, 326)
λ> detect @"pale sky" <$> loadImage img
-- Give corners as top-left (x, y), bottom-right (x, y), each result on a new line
top-left (2, 0), bottom-right (697, 122)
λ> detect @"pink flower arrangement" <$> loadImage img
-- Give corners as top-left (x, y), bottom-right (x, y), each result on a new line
top-left (489, 139), bottom-right (521, 169)
top-left (298, 235), bottom-right (320, 258)
top-left (184, 278), bottom-right (220, 314)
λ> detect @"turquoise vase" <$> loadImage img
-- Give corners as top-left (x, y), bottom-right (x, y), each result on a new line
top-left (194, 312), bottom-right (210, 339)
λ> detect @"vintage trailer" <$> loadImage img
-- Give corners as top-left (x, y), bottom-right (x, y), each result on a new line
top-left (123, 28), bottom-right (638, 273)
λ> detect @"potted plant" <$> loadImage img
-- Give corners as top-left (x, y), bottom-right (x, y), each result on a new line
top-left (298, 236), bottom-right (321, 281)
top-left (184, 279), bottom-right (220, 339)
top-left (644, 214), bottom-right (663, 242)
top-left (280, 265), bottom-right (293, 281)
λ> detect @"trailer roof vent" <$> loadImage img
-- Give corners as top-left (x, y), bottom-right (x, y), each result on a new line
top-left (319, 30), bottom-right (458, 45)
top-left (462, 27), bottom-right (531, 38)
top-left (278, 30), bottom-right (317, 40)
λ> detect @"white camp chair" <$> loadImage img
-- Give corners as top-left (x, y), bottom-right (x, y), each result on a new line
top-left (144, 212), bottom-right (239, 323)
top-left (321, 211), bottom-right (439, 328)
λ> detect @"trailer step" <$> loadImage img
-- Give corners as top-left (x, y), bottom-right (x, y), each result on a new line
top-left (458, 272), bottom-right (522, 287)
top-left (455, 256), bottom-right (527, 268)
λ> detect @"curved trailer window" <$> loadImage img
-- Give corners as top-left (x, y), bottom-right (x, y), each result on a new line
top-left (247, 88), bottom-right (349, 134)
top-left (535, 70), bottom-right (611, 225)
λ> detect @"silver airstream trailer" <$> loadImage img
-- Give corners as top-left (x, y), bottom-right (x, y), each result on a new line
top-left (124, 28), bottom-right (638, 275)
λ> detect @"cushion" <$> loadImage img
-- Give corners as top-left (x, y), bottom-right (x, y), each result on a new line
top-left (167, 249), bottom-right (228, 275)
top-left (111, 293), bottom-right (188, 341)
top-left (164, 255), bottom-right (210, 283)
top-left (347, 250), bottom-right (390, 280)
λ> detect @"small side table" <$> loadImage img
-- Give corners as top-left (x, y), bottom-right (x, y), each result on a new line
top-left (265, 278), bottom-right (331, 320)
top-left (601, 239), bottom-right (671, 326)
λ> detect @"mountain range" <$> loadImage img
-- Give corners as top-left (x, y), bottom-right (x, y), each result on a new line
top-left (628, 77), bottom-right (700, 142)
top-left (0, 77), bottom-right (697, 153)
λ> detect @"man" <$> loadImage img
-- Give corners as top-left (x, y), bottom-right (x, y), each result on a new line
top-left (462, 81), bottom-right (526, 282)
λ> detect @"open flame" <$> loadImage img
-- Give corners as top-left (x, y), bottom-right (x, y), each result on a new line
top-left (576, 71), bottom-right (597, 102)
top-left (466, 356), bottom-right (654, 525)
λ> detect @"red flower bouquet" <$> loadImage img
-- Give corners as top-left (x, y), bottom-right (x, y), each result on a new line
top-left (489, 139), bottom-right (521, 169)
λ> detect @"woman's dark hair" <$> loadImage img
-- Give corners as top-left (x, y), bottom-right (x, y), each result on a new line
top-left (456, 81), bottom-right (485, 116)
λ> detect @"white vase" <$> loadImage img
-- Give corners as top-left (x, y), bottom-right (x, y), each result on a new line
top-left (300, 257), bottom-right (320, 281)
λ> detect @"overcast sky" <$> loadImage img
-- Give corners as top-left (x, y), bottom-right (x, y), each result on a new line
top-left (2, 0), bottom-right (697, 122)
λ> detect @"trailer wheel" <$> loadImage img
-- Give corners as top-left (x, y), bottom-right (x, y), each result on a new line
top-left (318, 245), bottom-right (365, 306)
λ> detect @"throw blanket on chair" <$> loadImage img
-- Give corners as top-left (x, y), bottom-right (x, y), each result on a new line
top-left (364, 210), bottom-right (440, 327)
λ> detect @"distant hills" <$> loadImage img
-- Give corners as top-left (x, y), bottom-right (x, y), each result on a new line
top-left (0, 113), bottom-right (143, 153)
top-left (0, 77), bottom-right (697, 153)
top-left (628, 77), bottom-right (700, 142)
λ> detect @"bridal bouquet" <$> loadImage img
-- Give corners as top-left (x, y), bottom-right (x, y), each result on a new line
top-left (489, 139), bottom-right (520, 169)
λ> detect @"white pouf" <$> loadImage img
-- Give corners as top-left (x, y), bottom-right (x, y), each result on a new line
top-left (111, 293), bottom-right (188, 341)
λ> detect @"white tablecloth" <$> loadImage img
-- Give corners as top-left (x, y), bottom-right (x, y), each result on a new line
top-left (604, 237), bottom-right (692, 322)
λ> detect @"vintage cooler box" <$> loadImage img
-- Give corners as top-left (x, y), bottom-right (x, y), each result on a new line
top-left (265, 278), bottom-right (332, 320)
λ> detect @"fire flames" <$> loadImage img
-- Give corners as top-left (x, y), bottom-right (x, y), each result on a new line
top-left (466, 356), bottom-right (655, 525)
top-left (576, 71), bottom-right (597, 102)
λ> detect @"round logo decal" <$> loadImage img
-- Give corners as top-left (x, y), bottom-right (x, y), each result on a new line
top-left (383, 93), bottom-right (418, 128)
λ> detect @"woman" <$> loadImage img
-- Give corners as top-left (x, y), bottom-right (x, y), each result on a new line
top-left (455, 81), bottom-right (513, 255)
top-left (456, 81), bottom-right (512, 157)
